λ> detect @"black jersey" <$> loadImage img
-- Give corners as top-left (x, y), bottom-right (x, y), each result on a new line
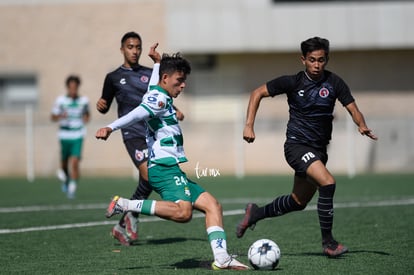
top-left (101, 65), bottom-right (152, 141)
top-left (266, 70), bottom-right (355, 148)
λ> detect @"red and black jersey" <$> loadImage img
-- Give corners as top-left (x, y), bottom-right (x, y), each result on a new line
top-left (266, 70), bottom-right (355, 148)
top-left (101, 65), bottom-right (152, 141)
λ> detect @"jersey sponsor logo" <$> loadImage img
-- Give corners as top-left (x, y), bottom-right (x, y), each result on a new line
top-left (120, 78), bottom-right (126, 85)
top-left (297, 90), bottom-right (304, 97)
top-left (147, 95), bottom-right (157, 102)
top-left (319, 88), bottom-right (329, 98)
top-left (140, 75), bottom-right (149, 83)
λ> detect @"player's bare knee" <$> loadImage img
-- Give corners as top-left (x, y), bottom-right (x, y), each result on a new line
top-left (175, 206), bottom-right (193, 222)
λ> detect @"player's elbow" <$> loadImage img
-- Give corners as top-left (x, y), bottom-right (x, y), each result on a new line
top-left (252, 84), bottom-right (269, 98)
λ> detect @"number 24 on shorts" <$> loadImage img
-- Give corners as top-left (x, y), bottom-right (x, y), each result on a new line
top-left (174, 176), bottom-right (188, 186)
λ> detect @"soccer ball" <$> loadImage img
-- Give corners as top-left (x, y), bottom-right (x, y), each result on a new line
top-left (248, 239), bottom-right (281, 270)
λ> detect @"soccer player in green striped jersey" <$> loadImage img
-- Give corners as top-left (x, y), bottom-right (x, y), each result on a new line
top-left (51, 75), bottom-right (90, 199)
top-left (96, 45), bottom-right (249, 270)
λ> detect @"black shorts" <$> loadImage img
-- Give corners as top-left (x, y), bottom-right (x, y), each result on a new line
top-left (284, 143), bottom-right (328, 178)
top-left (124, 138), bottom-right (149, 167)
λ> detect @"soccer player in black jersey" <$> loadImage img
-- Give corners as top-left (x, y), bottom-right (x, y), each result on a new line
top-left (236, 37), bottom-right (377, 257)
top-left (97, 32), bottom-right (184, 245)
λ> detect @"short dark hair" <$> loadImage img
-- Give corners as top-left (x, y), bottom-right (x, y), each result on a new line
top-left (159, 53), bottom-right (191, 77)
top-left (300, 36), bottom-right (330, 58)
top-left (65, 75), bottom-right (81, 87)
top-left (121, 31), bottom-right (142, 46)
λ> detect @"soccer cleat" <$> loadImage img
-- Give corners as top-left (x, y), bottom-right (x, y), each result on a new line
top-left (61, 183), bottom-right (68, 193)
top-left (322, 239), bottom-right (349, 257)
top-left (236, 203), bottom-right (258, 238)
top-left (124, 212), bottom-right (139, 241)
top-left (111, 224), bottom-right (131, 246)
top-left (67, 181), bottom-right (77, 199)
top-left (56, 169), bottom-right (67, 182)
top-left (106, 196), bottom-right (125, 218)
top-left (211, 256), bottom-right (250, 270)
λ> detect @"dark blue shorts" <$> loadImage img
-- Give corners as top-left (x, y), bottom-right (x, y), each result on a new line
top-left (284, 143), bottom-right (328, 178)
top-left (124, 138), bottom-right (149, 167)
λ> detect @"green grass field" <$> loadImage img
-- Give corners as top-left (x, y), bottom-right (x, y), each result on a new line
top-left (0, 173), bottom-right (413, 274)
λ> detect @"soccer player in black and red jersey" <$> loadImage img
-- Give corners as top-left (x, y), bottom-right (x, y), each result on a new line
top-left (236, 37), bottom-right (378, 257)
top-left (97, 32), bottom-right (184, 245)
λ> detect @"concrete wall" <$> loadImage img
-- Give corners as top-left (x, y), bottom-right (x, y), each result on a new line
top-left (166, 0), bottom-right (414, 52)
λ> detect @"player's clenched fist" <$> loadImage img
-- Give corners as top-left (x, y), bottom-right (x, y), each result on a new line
top-left (243, 125), bottom-right (255, 143)
top-left (96, 127), bottom-right (113, 140)
top-left (96, 98), bottom-right (108, 113)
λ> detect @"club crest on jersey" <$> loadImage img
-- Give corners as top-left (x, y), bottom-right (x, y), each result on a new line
top-left (319, 87), bottom-right (329, 98)
top-left (140, 75), bottom-right (149, 83)
top-left (158, 101), bottom-right (165, 108)
top-left (135, 149), bottom-right (145, 162)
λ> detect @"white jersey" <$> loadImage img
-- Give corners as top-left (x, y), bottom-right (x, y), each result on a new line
top-left (108, 86), bottom-right (187, 167)
top-left (142, 87), bottom-right (187, 167)
top-left (51, 95), bottom-right (90, 140)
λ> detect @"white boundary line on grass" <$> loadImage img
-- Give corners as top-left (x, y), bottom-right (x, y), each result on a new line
top-left (0, 198), bottom-right (413, 234)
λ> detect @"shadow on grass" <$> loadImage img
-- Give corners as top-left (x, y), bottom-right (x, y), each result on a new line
top-left (141, 237), bottom-right (205, 245)
top-left (172, 258), bottom-right (213, 269)
top-left (118, 258), bottom-right (212, 271)
top-left (285, 249), bottom-right (390, 258)
top-left (110, 237), bottom-right (205, 247)
top-left (172, 258), bottom-right (284, 271)
top-left (348, 250), bottom-right (390, 256)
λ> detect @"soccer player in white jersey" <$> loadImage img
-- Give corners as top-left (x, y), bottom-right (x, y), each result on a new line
top-left (51, 75), bottom-right (90, 199)
top-left (96, 45), bottom-right (249, 270)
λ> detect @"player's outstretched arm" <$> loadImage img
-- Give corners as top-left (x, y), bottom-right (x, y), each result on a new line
top-left (346, 102), bottom-right (378, 140)
top-left (96, 105), bottom-right (149, 141)
top-left (243, 85), bottom-right (270, 143)
top-left (147, 43), bottom-right (161, 92)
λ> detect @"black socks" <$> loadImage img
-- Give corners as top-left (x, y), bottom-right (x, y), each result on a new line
top-left (318, 184), bottom-right (336, 241)
top-left (131, 177), bottom-right (152, 200)
top-left (251, 195), bottom-right (306, 224)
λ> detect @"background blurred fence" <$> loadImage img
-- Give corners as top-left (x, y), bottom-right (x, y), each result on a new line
top-left (1, 93), bottom-right (413, 179)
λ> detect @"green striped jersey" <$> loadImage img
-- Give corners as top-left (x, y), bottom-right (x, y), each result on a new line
top-left (141, 86), bottom-right (187, 167)
top-left (108, 85), bottom-right (187, 167)
top-left (51, 95), bottom-right (89, 140)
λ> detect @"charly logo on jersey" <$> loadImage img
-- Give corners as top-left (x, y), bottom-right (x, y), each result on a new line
top-left (120, 78), bottom-right (126, 85)
top-left (297, 90), bottom-right (304, 97)
top-left (319, 87), bottom-right (329, 98)
top-left (140, 75), bottom-right (149, 83)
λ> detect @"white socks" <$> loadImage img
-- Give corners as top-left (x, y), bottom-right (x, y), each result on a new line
top-left (119, 198), bottom-right (156, 215)
top-left (207, 226), bottom-right (229, 264)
